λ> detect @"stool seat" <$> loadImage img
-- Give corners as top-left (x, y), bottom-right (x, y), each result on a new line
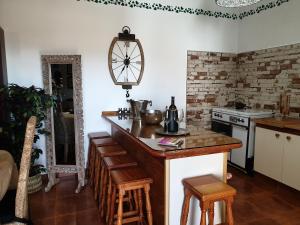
top-left (111, 167), bottom-right (153, 186)
top-left (181, 175), bottom-right (236, 225)
top-left (103, 155), bottom-right (138, 170)
top-left (88, 131), bottom-right (110, 139)
top-left (98, 146), bottom-right (127, 157)
top-left (183, 175), bottom-right (236, 202)
top-left (92, 137), bottom-right (118, 147)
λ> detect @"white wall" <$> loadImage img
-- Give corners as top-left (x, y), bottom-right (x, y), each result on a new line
top-left (238, 0), bottom-right (300, 52)
top-left (0, 0), bottom-right (238, 165)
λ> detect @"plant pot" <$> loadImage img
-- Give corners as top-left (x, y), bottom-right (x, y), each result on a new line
top-left (28, 173), bottom-right (42, 194)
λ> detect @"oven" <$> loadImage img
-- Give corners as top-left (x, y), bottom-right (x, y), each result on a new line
top-left (211, 111), bottom-right (251, 174)
top-left (212, 108), bottom-right (274, 174)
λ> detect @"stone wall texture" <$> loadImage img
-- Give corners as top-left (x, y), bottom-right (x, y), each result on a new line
top-left (187, 43), bottom-right (300, 129)
top-left (187, 51), bottom-right (237, 129)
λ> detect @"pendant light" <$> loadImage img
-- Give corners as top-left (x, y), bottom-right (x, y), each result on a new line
top-left (215, 0), bottom-right (263, 7)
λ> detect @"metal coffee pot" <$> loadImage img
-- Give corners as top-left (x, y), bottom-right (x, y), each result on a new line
top-left (127, 99), bottom-right (152, 119)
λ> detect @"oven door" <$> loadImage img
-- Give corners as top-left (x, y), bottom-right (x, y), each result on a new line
top-left (211, 120), bottom-right (232, 136)
top-left (211, 120), bottom-right (233, 160)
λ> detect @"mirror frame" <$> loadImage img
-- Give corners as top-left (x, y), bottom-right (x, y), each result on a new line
top-left (41, 55), bottom-right (85, 193)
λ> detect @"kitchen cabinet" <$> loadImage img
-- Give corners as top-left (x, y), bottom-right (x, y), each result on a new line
top-left (254, 127), bottom-right (284, 181)
top-left (254, 127), bottom-right (300, 191)
top-left (282, 133), bottom-right (300, 190)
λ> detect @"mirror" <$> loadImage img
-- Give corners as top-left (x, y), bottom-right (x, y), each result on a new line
top-left (42, 55), bottom-right (85, 193)
top-left (51, 64), bottom-right (76, 165)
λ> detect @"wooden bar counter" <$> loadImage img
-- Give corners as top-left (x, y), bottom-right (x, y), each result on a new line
top-left (103, 115), bottom-right (242, 225)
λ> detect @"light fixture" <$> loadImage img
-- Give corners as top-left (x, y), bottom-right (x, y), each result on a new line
top-left (215, 0), bottom-right (263, 7)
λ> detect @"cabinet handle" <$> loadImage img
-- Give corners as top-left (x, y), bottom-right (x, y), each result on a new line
top-left (275, 133), bottom-right (280, 138)
top-left (286, 136), bottom-right (291, 141)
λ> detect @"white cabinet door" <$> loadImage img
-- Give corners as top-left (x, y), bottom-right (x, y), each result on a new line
top-left (254, 127), bottom-right (284, 182)
top-left (282, 133), bottom-right (300, 191)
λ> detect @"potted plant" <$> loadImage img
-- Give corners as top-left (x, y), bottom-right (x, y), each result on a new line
top-left (0, 83), bottom-right (54, 193)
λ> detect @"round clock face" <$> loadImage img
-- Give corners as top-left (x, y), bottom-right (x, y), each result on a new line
top-left (108, 37), bottom-right (144, 86)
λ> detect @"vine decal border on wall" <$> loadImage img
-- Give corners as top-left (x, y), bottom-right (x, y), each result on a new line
top-left (76, 0), bottom-right (289, 20)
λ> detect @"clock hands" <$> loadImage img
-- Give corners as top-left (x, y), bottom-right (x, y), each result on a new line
top-left (116, 65), bottom-right (126, 81)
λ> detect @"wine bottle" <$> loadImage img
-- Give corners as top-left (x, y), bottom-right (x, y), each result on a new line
top-left (167, 96), bottom-right (179, 132)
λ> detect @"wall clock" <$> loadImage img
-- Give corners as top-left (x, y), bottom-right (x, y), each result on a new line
top-left (108, 26), bottom-right (144, 97)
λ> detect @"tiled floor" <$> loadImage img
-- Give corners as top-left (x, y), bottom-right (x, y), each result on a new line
top-left (29, 167), bottom-right (300, 225)
top-left (29, 175), bottom-right (103, 225)
top-left (228, 167), bottom-right (300, 225)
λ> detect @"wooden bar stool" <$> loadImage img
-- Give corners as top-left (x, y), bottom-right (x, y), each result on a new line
top-left (89, 137), bottom-right (118, 187)
top-left (93, 145), bottom-right (128, 200)
top-left (100, 155), bottom-right (138, 219)
top-left (181, 175), bottom-right (236, 225)
top-left (108, 167), bottom-right (153, 225)
top-left (86, 132), bottom-right (110, 179)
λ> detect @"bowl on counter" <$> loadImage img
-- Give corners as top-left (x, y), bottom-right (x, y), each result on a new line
top-left (140, 110), bottom-right (163, 125)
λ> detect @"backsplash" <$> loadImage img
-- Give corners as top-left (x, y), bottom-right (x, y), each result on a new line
top-left (187, 43), bottom-right (300, 129)
top-left (236, 44), bottom-right (300, 117)
top-left (186, 51), bottom-right (237, 129)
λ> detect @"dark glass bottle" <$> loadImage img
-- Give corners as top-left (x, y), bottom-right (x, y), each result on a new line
top-left (167, 96), bottom-right (178, 132)
top-left (164, 106), bottom-right (168, 132)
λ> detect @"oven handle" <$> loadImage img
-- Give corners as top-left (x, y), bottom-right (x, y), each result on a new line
top-left (232, 124), bottom-right (248, 130)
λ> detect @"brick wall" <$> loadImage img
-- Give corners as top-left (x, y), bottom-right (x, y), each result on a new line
top-left (186, 51), bottom-right (237, 129)
top-left (186, 44), bottom-right (300, 128)
top-left (237, 44), bottom-right (300, 117)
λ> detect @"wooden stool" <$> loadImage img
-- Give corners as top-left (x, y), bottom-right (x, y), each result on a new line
top-left (86, 131), bottom-right (110, 179)
top-left (89, 137), bottom-right (118, 186)
top-left (94, 145), bottom-right (127, 200)
top-left (108, 167), bottom-right (153, 225)
top-left (181, 175), bottom-right (236, 225)
top-left (100, 155), bottom-right (138, 218)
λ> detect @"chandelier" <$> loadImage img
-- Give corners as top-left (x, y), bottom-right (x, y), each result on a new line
top-left (215, 0), bottom-right (263, 7)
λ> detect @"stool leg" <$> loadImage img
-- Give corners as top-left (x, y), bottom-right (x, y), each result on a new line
top-left (100, 167), bottom-right (108, 217)
top-left (109, 186), bottom-right (117, 225)
top-left (89, 144), bottom-right (95, 185)
top-left (144, 184), bottom-right (153, 225)
top-left (116, 189), bottom-right (125, 225)
top-left (137, 189), bottom-right (144, 225)
top-left (200, 201), bottom-right (208, 225)
top-left (106, 175), bottom-right (112, 223)
top-left (133, 190), bottom-right (139, 212)
top-left (99, 162), bottom-right (105, 209)
top-left (180, 188), bottom-right (192, 225)
top-left (226, 197), bottom-right (234, 225)
top-left (128, 190), bottom-right (133, 211)
top-left (94, 154), bottom-right (100, 199)
top-left (208, 202), bottom-right (214, 225)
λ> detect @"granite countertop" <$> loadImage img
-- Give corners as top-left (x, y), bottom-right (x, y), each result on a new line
top-left (255, 117), bottom-right (300, 134)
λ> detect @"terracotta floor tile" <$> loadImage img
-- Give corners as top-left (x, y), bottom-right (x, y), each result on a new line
top-left (55, 213), bottom-right (77, 225)
top-left (76, 208), bottom-right (103, 225)
top-left (29, 168), bottom-right (300, 225)
top-left (30, 199), bottom-right (56, 220)
top-left (33, 217), bottom-right (55, 225)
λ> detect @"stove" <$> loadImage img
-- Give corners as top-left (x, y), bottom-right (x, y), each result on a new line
top-left (212, 107), bottom-right (274, 174)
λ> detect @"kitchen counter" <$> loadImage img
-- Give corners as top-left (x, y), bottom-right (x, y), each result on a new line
top-left (104, 116), bottom-right (242, 160)
top-left (103, 114), bottom-right (242, 225)
top-left (255, 117), bottom-right (300, 135)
